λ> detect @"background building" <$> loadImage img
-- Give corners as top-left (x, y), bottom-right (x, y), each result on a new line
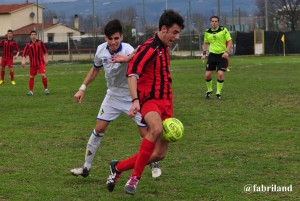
top-left (0, 3), bottom-right (81, 43)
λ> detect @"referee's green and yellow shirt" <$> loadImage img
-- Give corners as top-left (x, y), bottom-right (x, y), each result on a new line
top-left (204, 26), bottom-right (232, 54)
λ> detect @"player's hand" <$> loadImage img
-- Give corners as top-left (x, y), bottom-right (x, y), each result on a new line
top-left (45, 61), bottom-right (49, 66)
top-left (222, 52), bottom-right (229, 59)
top-left (129, 101), bottom-right (140, 118)
top-left (13, 56), bottom-right (18, 60)
top-left (74, 90), bottom-right (84, 103)
top-left (21, 62), bottom-right (26, 67)
top-left (110, 54), bottom-right (129, 63)
top-left (201, 55), bottom-right (206, 61)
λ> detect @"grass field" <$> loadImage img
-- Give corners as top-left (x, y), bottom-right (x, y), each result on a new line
top-left (0, 56), bottom-right (299, 201)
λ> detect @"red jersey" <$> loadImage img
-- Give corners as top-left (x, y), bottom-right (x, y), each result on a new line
top-left (0, 39), bottom-right (20, 59)
top-left (127, 34), bottom-right (172, 104)
top-left (22, 40), bottom-right (48, 67)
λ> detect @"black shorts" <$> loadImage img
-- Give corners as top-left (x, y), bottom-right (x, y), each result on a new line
top-left (206, 53), bottom-right (227, 72)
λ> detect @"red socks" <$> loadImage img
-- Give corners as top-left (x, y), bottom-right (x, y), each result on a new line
top-left (10, 71), bottom-right (14, 81)
top-left (1, 70), bottom-right (4, 80)
top-left (42, 77), bottom-right (48, 89)
top-left (116, 138), bottom-right (155, 178)
top-left (116, 154), bottom-right (138, 172)
top-left (29, 77), bottom-right (34, 91)
top-left (132, 138), bottom-right (155, 178)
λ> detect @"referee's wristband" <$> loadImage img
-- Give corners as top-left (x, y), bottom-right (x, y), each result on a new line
top-left (132, 98), bottom-right (139, 102)
top-left (79, 84), bottom-right (87, 91)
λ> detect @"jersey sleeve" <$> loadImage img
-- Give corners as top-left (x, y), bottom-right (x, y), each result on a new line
top-left (124, 43), bottom-right (134, 56)
top-left (93, 47), bottom-right (103, 68)
top-left (127, 44), bottom-right (156, 77)
top-left (94, 55), bottom-right (103, 68)
top-left (224, 28), bottom-right (232, 41)
top-left (203, 30), bottom-right (209, 44)
top-left (41, 41), bottom-right (48, 54)
top-left (22, 44), bottom-right (29, 57)
top-left (14, 42), bottom-right (20, 52)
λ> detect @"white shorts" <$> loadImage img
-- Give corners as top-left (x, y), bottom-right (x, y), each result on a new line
top-left (97, 94), bottom-right (146, 127)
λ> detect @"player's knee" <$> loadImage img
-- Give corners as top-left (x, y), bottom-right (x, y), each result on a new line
top-left (150, 126), bottom-right (163, 139)
top-left (95, 127), bottom-right (106, 133)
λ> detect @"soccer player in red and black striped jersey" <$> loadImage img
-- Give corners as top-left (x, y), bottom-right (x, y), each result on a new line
top-left (106, 9), bottom-right (184, 195)
top-left (22, 30), bottom-right (49, 96)
top-left (0, 30), bottom-right (20, 85)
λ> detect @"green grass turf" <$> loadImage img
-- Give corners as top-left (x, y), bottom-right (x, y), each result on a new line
top-left (0, 56), bottom-right (299, 201)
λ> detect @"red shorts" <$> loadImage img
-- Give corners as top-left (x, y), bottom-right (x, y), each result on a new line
top-left (1, 58), bottom-right (13, 68)
top-left (30, 64), bottom-right (46, 76)
top-left (140, 99), bottom-right (173, 123)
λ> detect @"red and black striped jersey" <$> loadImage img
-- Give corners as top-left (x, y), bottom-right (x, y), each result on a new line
top-left (0, 39), bottom-right (20, 59)
top-left (22, 40), bottom-right (48, 67)
top-left (127, 34), bottom-right (172, 103)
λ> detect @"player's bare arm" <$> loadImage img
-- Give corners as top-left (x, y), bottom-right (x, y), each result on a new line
top-left (128, 75), bottom-right (140, 117)
top-left (201, 43), bottom-right (209, 60)
top-left (44, 53), bottom-right (49, 65)
top-left (21, 57), bottom-right (26, 67)
top-left (222, 40), bottom-right (232, 59)
top-left (74, 67), bottom-right (100, 103)
top-left (14, 51), bottom-right (19, 60)
top-left (110, 47), bottom-right (138, 63)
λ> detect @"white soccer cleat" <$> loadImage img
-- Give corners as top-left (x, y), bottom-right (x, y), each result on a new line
top-left (150, 162), bottom-right (162, 178)
top-left (70, 167), bottom-right (90, 177)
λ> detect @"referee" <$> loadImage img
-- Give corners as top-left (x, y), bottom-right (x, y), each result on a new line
top-left (201, 16), bottom-right (232, 99)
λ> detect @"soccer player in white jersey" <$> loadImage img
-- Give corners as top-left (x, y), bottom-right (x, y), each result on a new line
top-left (70, 19), bottom-right (161, 178)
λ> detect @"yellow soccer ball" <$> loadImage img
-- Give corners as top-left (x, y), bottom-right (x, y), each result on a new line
top-left (161, 118), bottom-right (184, 142)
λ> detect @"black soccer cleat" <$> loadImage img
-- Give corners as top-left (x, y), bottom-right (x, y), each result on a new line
top-left (205, 91), bottom-right (213, 99)
top-left (106, 160), bottom-right (122, 192)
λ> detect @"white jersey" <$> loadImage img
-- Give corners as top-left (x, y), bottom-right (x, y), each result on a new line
top-left (94, 42), bottom-right (134, 101)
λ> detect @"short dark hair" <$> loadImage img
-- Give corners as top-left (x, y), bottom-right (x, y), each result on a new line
top-left (210, 16), bottom-right (219, 22)
top-left (7, 29), bottom-right (13, 33)
top-left (30, 30), bottom-right (37, 35)
top-left (159, 9), bottom-right (184, 31)
top-left (104, 19), bottom-right (123, 37)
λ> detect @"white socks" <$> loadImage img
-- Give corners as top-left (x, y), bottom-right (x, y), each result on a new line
top-left (84, 129), bottom-right (104, 170)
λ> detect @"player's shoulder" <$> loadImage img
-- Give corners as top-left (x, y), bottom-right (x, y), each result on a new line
top-left (205, 28), bottom-right (213, 33)
top-left (220, 26), bottom-right (229, 31)
top-left (121, 42), bottom-right (133, 49)
top-left (120, 42), bottom-right (134, 53)
top-left (96, 42), bottom-right (107, 52)
top-left (37, 39), bottom-right (45, 44)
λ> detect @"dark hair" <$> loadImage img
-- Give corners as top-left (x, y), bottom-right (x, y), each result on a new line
top-left (159, 9), bottom-right (184, 31)
top-left (7, 29), bottom-right (13, 33)
top-left (210, 16), bottom-right (219, 22)
top-left (104, 19), bottom-right (123, 37)
top-left (30, 30), bottom-right (37, 35)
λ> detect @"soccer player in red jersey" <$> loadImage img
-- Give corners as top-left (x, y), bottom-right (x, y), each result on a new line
top-left (106, 9), bottom-right (185, 195)
top-left (21, 30), bottom-right (49, 96)
top-left (0, 30), bottom-right (20, 85)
